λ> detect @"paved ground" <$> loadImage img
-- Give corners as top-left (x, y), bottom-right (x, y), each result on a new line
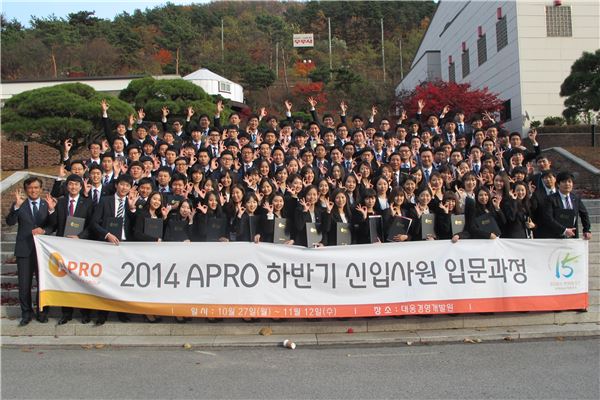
top-left (1, 338), bottom-right (598, 399)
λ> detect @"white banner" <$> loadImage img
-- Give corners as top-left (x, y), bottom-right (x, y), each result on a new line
top-left (35, 236), bottom-right (589, 318)
top-left (293, 33), bottom-right (314, 47)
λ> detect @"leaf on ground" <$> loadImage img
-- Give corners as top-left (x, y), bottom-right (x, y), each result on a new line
top-left (183, 343), bottom-right (192, 349)
top-left (81, 344), bottom-right (93, 349)
top-left (94, 344), bottom-right (105, 349)
top-left (259, 327), bottom-right (272, 336)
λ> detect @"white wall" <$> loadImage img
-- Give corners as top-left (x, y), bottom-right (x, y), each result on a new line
top-left (187, 79), bottom-right (244, 103)
top-left (517, 1), bottom-right (600, 126)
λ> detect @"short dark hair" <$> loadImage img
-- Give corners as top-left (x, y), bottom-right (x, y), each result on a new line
top-left (23, 176), bottom-right (42, 189)
top-left (556, 171), bottom-right (575, 184)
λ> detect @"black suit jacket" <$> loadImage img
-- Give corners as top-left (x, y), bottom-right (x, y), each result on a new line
top-left (541, 192), bottom-right (591, 238)
top-left (91, 195), bottom-right (136, 241)
top-left (6, 199), bottom-right (54, 257)
top-left (49, 196), bottom-right (94, 239)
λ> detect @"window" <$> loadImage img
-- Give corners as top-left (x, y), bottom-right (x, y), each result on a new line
top-left (496, 16), bottom-right (508, 51)
top-left (219, 81), bottom-right (231, 93)
top-left (477, 35), bottom-right (487, 66)
top-left (546, 6), bottom-right (572, 37)
top-left (448, 62), bottom-right (456, 83)
top-left (462, 49), bottom-right (470, 79)
top-left (501, 99), bottom-right (512, 121)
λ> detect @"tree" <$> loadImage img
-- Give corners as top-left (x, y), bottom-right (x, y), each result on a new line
top-left (2, 83), bottom-right (134, 154)
top-left (396, 80), bottom-right (504, 120)
top-left (119, 77), bottom-right (229, 121)
top-left (560, 49), bottom-right (600, 122)
top-left (30, 16), bottom-right (77, 78)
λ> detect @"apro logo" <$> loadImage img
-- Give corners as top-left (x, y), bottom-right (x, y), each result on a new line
top-left (48, 252), bottom-right (68, 278)
top-left (48, 252), bottom-right (103, 279)
top-left (550, 249), bottom-right (581, 279)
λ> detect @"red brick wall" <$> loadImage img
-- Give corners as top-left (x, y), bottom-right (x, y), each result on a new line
top-left (1, 135), bottom-right (91, 170)
top-left (538, 132), bottom-right (600, 149)
top-left (543, 149), bottom-right (600, 195)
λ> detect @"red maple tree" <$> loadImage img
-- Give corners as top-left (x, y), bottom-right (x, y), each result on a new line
top-left (292, 82), bottom-right (328, 112)
top-left (396, 80), bottom-right (504, 120)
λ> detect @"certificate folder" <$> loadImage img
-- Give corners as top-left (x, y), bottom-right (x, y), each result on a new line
top-left (386, 216), bottom-right (412, 241)
top-left (336, 222), bottom-right (351, 246)
top-left (273, 217), bottom-right (291, 243)
top-left (474, 214), bottom-right (501, 236)
top-left (306, 222), bottom-right (322, 247)
top-left (420, 213), bottom-right (435, 239)
top-left (106, 217), bottom-right (123, 237)
top-left (206, 217), bottom-right (227, 241)
top-left (368, 215), bottom-right (383, 243)
top-left (64, 216), bottom-right (85, 237)
top-left (451, 214), bottom-right (465, 235)
top-left (144, 218), bottom-right (163, 239)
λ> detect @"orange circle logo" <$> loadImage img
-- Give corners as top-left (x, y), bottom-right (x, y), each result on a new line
top-left (48, 252), bottom-right (67, 278)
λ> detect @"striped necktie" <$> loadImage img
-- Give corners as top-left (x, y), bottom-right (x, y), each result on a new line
top-left (116, 198), bottom-right (125, 218)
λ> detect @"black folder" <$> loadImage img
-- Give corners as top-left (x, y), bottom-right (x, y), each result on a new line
top-left (336, 222), bottom-right (352, 246)
top-left (165, 220), bottom-right (188, 242)
top-left (64, 216), bottom-right (85, 237)
top-left (106, 217), bottom-right (123, 237)
top-left (420, 213), bottom-right (436, 239)
top-left (248, 215), bottom-right (259, 239)
top-left (273, 217), bottom-right (291, 243)
top-left (206, 217), bottom-right (227, 241)
top-left (474, 213), bottom-right (501, 236)
top-left (306, 222), bottom-right (322, 247)
top-left (450, 214), bottom-right (465, 235)
top-left (554, 209), bottom-right (576, 228)
top-left (386, 216), bottom-right (412, 241)
top-left (144, 218), bottom-right (163, 239)
top-left (368, 215), bottom-right (383, 243)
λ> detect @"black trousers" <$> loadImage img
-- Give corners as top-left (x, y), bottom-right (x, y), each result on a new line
top-left (61, 307), bottom-right (92, 319)
top-left (16, 255), bottom-right (47, 319)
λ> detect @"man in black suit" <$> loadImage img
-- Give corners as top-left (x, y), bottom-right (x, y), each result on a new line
top-left (542, 171), bottom-right (592, 239)
top-left (91, 174), bottom-right (139, 325)
top-left (5, 177), bottom-right (55, 326)
top-left (47, 175), bottom-right (95, 325)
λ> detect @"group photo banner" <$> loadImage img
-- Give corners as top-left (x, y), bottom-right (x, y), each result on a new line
top-left (35, 236), bottom-right (589, 318)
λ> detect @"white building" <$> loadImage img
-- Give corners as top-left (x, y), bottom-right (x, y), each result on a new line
top-left (1, 68), bottom-right (244, 105)
top-left (183, 68), bottom-right (244, 104)
top-left (396, 0), bottom-right (600, 134)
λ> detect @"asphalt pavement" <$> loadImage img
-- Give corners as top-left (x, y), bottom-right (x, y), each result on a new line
top-left (1, 338), bottom-right (598, 399)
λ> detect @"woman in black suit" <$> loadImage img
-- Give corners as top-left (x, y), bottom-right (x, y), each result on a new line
top-left (133, 191), bottom-right (164, 242)
top-left (324, 189), bottom-right (353, 246)
top-left (194, 191), bottom-right (229, 242)
top-left (382, 187), bottom-right (417, 242)
top-left (501, 181), bottom-right (536, 238)
top-left (294, 185), bottom-right (328, 247)
top-left (434, 191), bottom-right (470, 242)
top-left (352, 188), bottom-right (381, 244)
top-left (256, 193), bottom-right (294, 244)
top-left (234, 192), bottom-right (262, 242)
top-left (466, 186), bottom-right (507, 239)
top-left (163, 199), bottom-right (194, 242)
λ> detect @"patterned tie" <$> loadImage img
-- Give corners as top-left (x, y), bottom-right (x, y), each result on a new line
top-left (92, 189), bottom-right (99, 204)
top-left (424, 169), bottom-right (430, 183)
top-left (69, 199), bottom-right (75, 216)
top-left (474, 164), bottom-right (480, 175)
top-left (32, 201), bottom-right (39, 218)
top-left (566, 195), bottom-right (572, 210)
top-left (458, 124), bottom-right (464, 134)
top-left (116, 198), bottom-right (125, 218)
top-left (104, 175), bottom-right (109, 185)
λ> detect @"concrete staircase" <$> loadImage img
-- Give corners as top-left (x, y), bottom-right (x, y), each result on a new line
top-left (1, 200), bottom-right (599, 339)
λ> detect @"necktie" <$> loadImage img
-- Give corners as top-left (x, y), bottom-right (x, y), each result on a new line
top-left (92, 189), bottom-right (99, 204)
top-left (69, 199), bottom-right (75, 216)
top-left (376, 153), bottom-right (382, 162)
top-left (566, 195), bottom-right (572, 210)
top-left (104, 175), bottom-right (109, 185)
top-left (424, 169), bottom-right (430, 182)
top-left (458, 124), bottom-right (464, 134)
top-left (345, 160), bottom-right (350, 169)
top-left (160, 187), bottom-right (166, 193)
top-left (32, 201), bottom-right (39, 218)
top-left (116, 198), bottom-right (125, 218)
top-left (474, 164), bottom-right (480, 175)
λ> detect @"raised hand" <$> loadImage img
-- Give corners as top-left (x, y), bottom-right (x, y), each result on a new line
top-left (371, 105), bottom-right (378, 117)
top-left (187, 106), bottom-right (194, 119)
top-left (417, 99), bottom-right (425, 111)
top-left (63, 138), bottom-right (73, 154)
top-left (441, 104), bottom-right (450, 116)
top-left (196, 203), bottom-right (208, 214)
top-left (307, 97), bottom-right (317, 108)
top-left (13, 188), bottom-right (25, 209)
top-left (263, 202), bottom-right (274, 214)
top-left (491, 195), bottom-right (501, 210)
top-left (326, 201), bottom-right (334, 213)
top-left (137, 108), bottom-right (145, 120)
top-left (161, 106), bottom-right (170, 119)
top-left (299, 198), bottom-right (309, 212)
top-left (355, 205), bottom-right (368, 219)
top-left (127, 188), bottom-right (139, 209)
top-left (528, 129), bottom-right (538, 145)
top-left (101, 99), bottom-right (109, 113)
top-left (284, 100), bottom-right (293, 112)
top-left (198, 188), bottom-right (206, 199)
top-left (237, 204), bottom-right (246, 218)
top-left (128, 114), bottom-right (135, 127)
top-left (340, 101), bottom-right (348, 114)
top-left (58, 164), bottom-right (67, 178)
top-left (83, 178), bottom-right (92, 197)
top-left (216, 100), bottom-right (224, 115)
top-left (259, 107), bottom-right (267, 119)
top-left (45, 193), bottom-right (57, 212)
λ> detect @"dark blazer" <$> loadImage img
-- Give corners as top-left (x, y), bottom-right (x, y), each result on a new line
top-left (465, 198), bottom-right (507, 239)
top-left (541, 191), bottom-right (591, 238)
top-left (323, 210), bottom-right (351, 246)
top-left (433, 209), bottom-right (470, 241)
top-left (294, 205), bottom-right (328, 247)
top-left (102, 116), bottom-right (133, 146)
top-left (133, 209), bottom-right (162, 242)
top-left (502, 198), bottom-right (533, 239)
top-left (163, 213), bottom-right (193, 242)
top-left (91, 195), bottom-right (136, 241)
top-left (6, 199), bottom-right (54, 257)
top-left (49, 196), bottom-right (94, 239)
top-left (530, 188), bottom-right (552, 238)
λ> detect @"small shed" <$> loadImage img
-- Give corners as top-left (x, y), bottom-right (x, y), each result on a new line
top-left (183, 68), bottom-right (244, 103)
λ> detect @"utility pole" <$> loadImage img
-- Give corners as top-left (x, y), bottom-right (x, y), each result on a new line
top-left (328, 17), bottom-right (332, 80)
top-left (275, 42), bottom-right (279, 79)
top-left (399, 37), bottom-right (404, 80)
top-left (221, 18), bottom-right (225, 73)
top-left (381, 18), bottom-right (386, 83)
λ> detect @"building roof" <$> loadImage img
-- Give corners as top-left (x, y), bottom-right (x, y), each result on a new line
top-left (183, 68), bottom-right (237, 84)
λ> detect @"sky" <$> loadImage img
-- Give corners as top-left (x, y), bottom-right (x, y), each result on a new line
top-left (1, 0), bottom-right (209, 26)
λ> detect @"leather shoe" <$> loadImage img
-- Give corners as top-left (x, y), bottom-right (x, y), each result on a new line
top-left (81, 316), bottom-right (91, 324)
top-left (57, 317), bottom-right (71, 325)
top-left (37, 314), bottom-right (48, 323)
top-left (19, 318), bottom-right (31, 327)
top-left (95, 317), bottom-right (106, 326)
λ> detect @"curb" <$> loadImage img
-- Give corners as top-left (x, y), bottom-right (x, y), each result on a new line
top-left (1, 322), bottom-right (598, 348)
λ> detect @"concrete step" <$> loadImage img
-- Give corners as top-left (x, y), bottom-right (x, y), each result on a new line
top-left (1, 274), bottom-right (19, 285)
top-left (1, 252), bottom-right (15, 263)
top-left (1, 306), bottom-right (598, 337)
top-left (1, 241), bottom-right (15, 252)
top-left (1, 263), bottom-right (16, 274)
top-left (1, 232), bottom-right (17, 242)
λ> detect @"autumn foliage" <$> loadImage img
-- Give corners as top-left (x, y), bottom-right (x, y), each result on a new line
top-left (397, 80), bottom-right (504, 119)
top-left (153, 49), bottom-right (173, 66)
top-left (292, 82), bottom-right (327, 111)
